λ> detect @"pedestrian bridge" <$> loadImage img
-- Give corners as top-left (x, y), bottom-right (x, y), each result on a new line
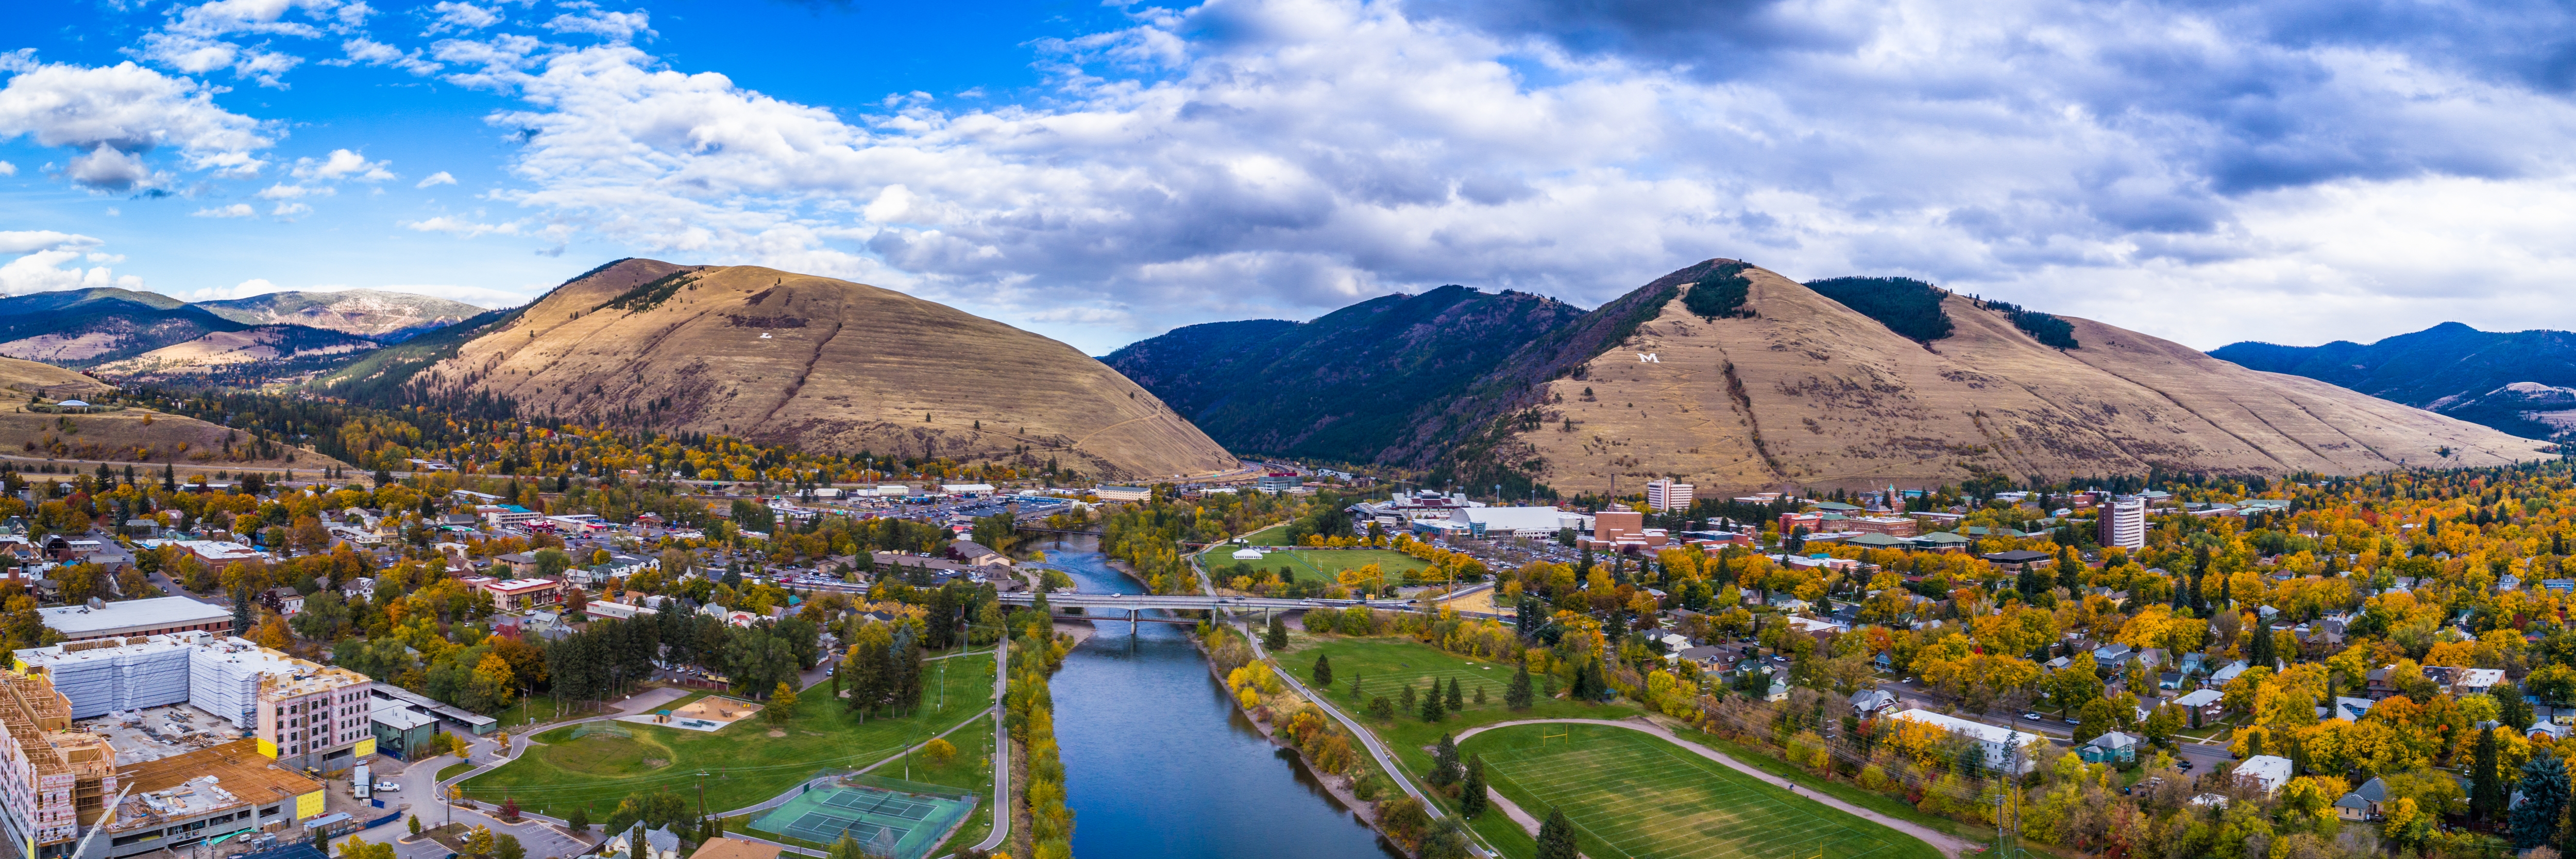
top-left (992, 592), bottom-right (1504, 621)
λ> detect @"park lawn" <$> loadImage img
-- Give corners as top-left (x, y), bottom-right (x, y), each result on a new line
top-left (1463, 723), bottom-right (1945, 859)
top-left (457, 656), bottom-right (995, 818)
top-left (1661, 723), bottom-right (1998, 848)
top-left (1240, 524), bottom-right (1296, 546)
top-left (1272, 635), bottom-right (1638, 828)
top-left (436, 761), bottom-right (478, 783)
top-left (913, 717), bottom-right (997, 859)
top-left (1251, 548), bottom-right (1435, 586)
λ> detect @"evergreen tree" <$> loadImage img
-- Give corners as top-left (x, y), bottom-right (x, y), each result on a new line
top-left (2561, 797), bottom-right (2576, 859)
top-left (231, 587), bottom-right (253, 635)
top-left (2515, 752), bottom-right (2569, 848)
top-left (1536, 809), bottom-right (1579, 859)
top-left (1474, 684), bottom-right (1487, 706)
top-left (1447, 677), bottom-right (1464, 712)
top-left (2475, 728), bottom-right (2506, 823)
top-left (1431, 734), bottom-right (1462, 786)
top-left (1460, 756), bottom-right (1488, 818)
top-left (568, 807), bottom-right (590, 834)
top-left (1401, 683), bottom-right (1416, 713)
top-left (2247, 623), bottom-right (2275, 670)
top-left (1313, 653), bottom-right (1332, 687)
top-left (1350, 673), bottom-right (1364, 700)
top-left (1505, 664), bottom-right (1535, 710)
top-left (1420, 682), bottom-right (1445, 721)
top-left (1265, 614), bottom-right (1289, 650)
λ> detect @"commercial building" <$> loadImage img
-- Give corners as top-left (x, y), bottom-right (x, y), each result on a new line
top-left (38, 597), bottom-right (232, 643)
top-left (1845, 516), bottom-right (1918, 537)
top-left (1582, 505), bottom-right (1669, 552)
top-left (2099, 497), bottom-right (2146, 550)
top-left (1886, 709), bottom-right (2043, 774)
top-left (1255, 473), bottom-right (1302, 493)
top-left (12, 633), bottom-right (375, 771)
top-left (87, 739), bottom-right (326, 859)
top-left (459, 577), bottom-right (563, 612)
top-left (1092, 486), bottom-right (1151, 502)
top-left (1645, 479), bottom-right (1692, 513)
top-left (366, 700), bottom-right (438, 761)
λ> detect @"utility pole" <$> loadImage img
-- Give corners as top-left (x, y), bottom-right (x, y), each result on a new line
top-left (695, 771), bottom-right (707, 821)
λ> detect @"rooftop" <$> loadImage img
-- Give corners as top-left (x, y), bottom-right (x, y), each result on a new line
top-left (38, 596), bottom-right (230, 635)
top-left (110, 739), bottom-right (323, 833)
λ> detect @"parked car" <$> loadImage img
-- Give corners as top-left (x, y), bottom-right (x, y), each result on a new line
top-left (2176, 760), bottom-right (2195, 771)
top-left (2022, 712), bottom-right (2044, 721)
top-left (374, 782), bottom-right (399, 792)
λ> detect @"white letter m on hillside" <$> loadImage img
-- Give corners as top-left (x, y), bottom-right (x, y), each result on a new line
top-left (1638, 353), bottom-right (1660, 363)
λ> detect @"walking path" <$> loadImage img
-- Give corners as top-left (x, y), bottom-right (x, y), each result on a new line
top-left (415, 644), bottom-right (1013, 859)
top-left (1451, 718), bottom-right (1975, 859)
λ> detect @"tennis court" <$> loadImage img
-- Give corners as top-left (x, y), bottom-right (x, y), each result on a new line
top-left (749, 781), bottom-right (974, 859)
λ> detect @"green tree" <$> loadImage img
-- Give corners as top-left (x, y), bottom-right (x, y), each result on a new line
top-left (1505, 664), bottom-right (1534, 710)
top-left (494, 834), bottom-right (524, 859)
top-left (1312, 653), bottom-right (1332, 687)
top-left (768, 681), bottom-right (798, 725)
top-left (1401, 682), bottom-right (1416, 713)
top-left (1419, 681), bottom-right (1445, 721)
top-left (2515, 752), bottom-right (2568, 848)
top-left (1537, 809), bottom-right (1579, 859)
top-left (1369, 696), bottom-right (1396, 720)
top-left (567, 807), bottom-right (589, 834)
top-left (2474, 728), bottom-right (2506, 823)
top-left (1431, 734), bottom-right (1462, 786)
top-left (1446, 677), bottom-right (1464, 712)
top-left (532, 549), bottom-right (572, 581)
top-left (1460, 755), bottom-right (1488, 818)
top-left (409, 816), bottom-right (422, 837)
top-left (1265, 614), bottom-right (1288, 650)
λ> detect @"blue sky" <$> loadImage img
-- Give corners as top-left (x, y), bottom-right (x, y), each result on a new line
top-left (9, 0), bottom-right (2576, 354)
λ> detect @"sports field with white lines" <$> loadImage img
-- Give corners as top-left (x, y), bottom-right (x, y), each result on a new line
top-left (1461, 724), bottom-right (1941, 859)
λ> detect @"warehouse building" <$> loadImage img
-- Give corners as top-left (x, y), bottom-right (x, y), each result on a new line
top-left (37, 597), bottom-right (232, 643)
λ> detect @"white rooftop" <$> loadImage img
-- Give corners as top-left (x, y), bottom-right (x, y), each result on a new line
top-left (2236, 754), bottom-right (2294, 793)
top-left (1887, 708), bottom-right (2048, 749)
top-left (369, 699), bottom-right (438, 730)
top-left (1456, 506), bottom-right (1580, 531)
top-left (39, 596), bottom-right (230, 635)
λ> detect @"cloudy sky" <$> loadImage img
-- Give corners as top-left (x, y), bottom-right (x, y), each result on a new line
top-left (7, 0), bottom-right (2576, 353)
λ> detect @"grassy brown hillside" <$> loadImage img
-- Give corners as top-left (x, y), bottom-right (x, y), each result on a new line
top-left (0, 356), bottom-right (112, 398)
top-left (413, 260), bottom-right (1238, 481)
top-left (1447, 261), bottom-right (2548, 495)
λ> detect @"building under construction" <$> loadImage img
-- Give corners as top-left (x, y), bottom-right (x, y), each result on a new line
top-left (11, 633), bottom-right (374, 772)
top-left (0, 672), bottom-right (326, 859)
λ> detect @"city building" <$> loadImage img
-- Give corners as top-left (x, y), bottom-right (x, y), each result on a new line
top-left (1255, 473), bottom-right (1302, 493)
top-left (1, 671), bottom-right (114, 858)
top-left (1092, 486), bottom-right (1151, 502)
top-left (461, 577), bottom-right (562, 612)
top-left (366, 700), bottom-right (439, 761)
top-left (2235, 754), bottom-right (2295, 795)
top-left (1980, 550), bottom-right (2056, 572)
top-left (1582, 505), bottom-right (1669, 552)
top-left (2099, 497), bottom-right (2146, 550)
top-left (1845, 516), bottom-right (1918, 537)
top-left (1645, 479), bottom-right (1693, 512)
top-left (37, 597), bottom-right (232, 643)
top-left (11, 633), bottom-right (375, 771)
top-left (1886, 709), bottom-right (2044, 774)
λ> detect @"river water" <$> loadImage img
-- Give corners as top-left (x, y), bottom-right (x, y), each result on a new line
top-left (1041, 540), bottom-right (1403, 858)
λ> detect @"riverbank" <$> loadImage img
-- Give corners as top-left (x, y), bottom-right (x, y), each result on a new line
top-left (1196, 630), bottom-right (1392, 830)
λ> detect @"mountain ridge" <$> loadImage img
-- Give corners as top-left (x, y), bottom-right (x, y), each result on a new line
top-left (2212, 323), bottom-right (2576, 440)
top-left (405, 259), bottom-right (1239, 481)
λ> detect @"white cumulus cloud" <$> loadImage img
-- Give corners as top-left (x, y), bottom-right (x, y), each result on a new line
top-left (423, 2), bottom-right (503, 35)
top-left (0, 233), bottom-right (142, 295)
top-left (291, 148), bottom-right (393, 181)
top-left (416, 171), bottom-right (457, 188)
top-left (400, 215), bottom-right (520, 237)
top-left (544, 10), bottom-right (651, 42)
top-left (270, 201), bottom-right (312, 218)
top-left (0, 60), bottom-right (276, 189)
top-left (193, 203), bottom-right (256, 217)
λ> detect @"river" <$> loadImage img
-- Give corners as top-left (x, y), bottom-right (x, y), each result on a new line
top-left (1040, 540), bottom-right (1403, 858)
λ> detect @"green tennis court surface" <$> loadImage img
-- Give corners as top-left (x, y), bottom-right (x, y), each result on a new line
top-left (1463, 725), bottom-right (1938, 859)
top-left (750, 781), bottom-right (974, 859)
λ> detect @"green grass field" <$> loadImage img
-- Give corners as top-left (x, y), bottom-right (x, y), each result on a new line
top-left (1462, 724), bottom-right (1941, 859)
top-left (459, 656), bottom-right (995, 817)
top-left (1272, 634), bottom-right (1638, 857)
top-left (1231, 548), bottom-right (1434, 585)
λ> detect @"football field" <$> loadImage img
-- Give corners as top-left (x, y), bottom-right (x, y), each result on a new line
top-left (1461, 724), bottom-right (1940, 859)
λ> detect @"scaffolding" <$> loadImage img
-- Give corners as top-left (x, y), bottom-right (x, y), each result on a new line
top-left (15, 636), bottom-right (192, 719)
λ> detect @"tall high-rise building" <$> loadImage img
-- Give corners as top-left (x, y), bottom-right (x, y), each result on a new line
top-left (1646, 479), bottom-right (1693, 513)
top-left (2099, 497), bottom-right (2146, 550)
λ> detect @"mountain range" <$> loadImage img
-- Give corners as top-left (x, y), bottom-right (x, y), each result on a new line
top-left (0, 288), bottom-right (485, 373)
top-left (2212, 323), bottom-right (2576, 440)
top-left (1101, 285), bottom-right (1585, 464)
top-left (1113, 260), bottom-right (2548, 494)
